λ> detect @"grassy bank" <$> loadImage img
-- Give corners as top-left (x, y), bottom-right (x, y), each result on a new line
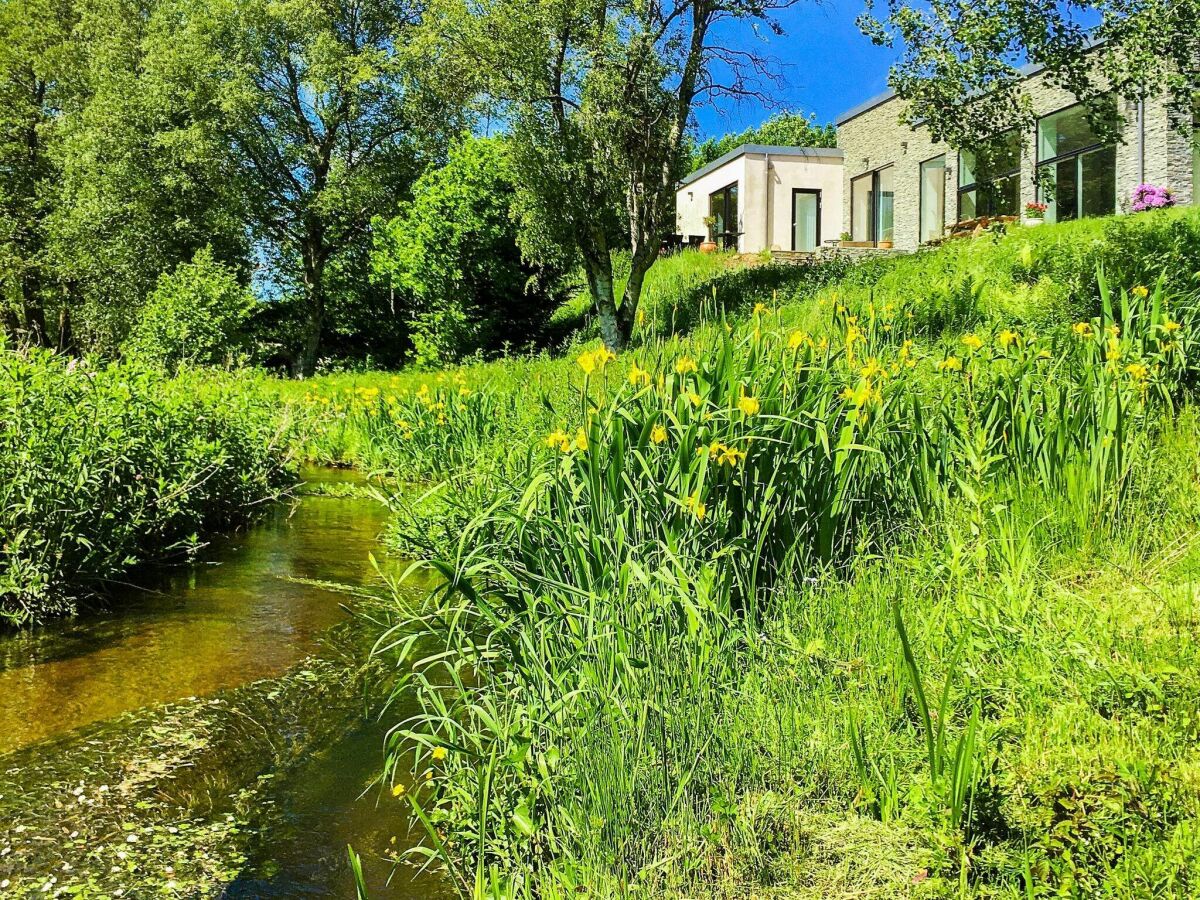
top-left (279, 207), bottom-right (1200, 898)
top-left (0, 347), bottom-right (292, 625)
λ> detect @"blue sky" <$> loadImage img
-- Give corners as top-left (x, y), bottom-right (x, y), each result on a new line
top-left (691, 0), bottom-right (898, 140)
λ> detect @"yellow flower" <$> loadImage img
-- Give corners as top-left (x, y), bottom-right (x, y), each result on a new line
top-left (628, 363), bottom-right (651, 386)
top-left (577, 350), bottom-right (597, 374)
top-left (1125, 362), bottom-right (1150, 382)
top-left (1161, 320), bottom-right (1181, 334)
top-left (718, 445), bottom-right (746, 467)
top-left (1132, 285), bottom-right (1149, 299)
top-left (684, 491), bottom-right (707, 520)
top-left (574, 428), bottom-right (589, 451)
top-left (937, 356), bottom-right (962, 373)
top-left (636, 307), bottom-right (646, 326)
top-left (431, 746), bottom-right (448, 761)
top-left (787, 329), bottom-right (808, 350)
top-left (1107, 324), bottom-right (1121, 338)
top-left (392, 783), bottom-right (406, 798)
top-left (675, 356), bottom-right (698, 375)
top-left (546, 429), bottom-right (571, 452)
top-left (1106, 337), bottom-right (1122, 362)
top-left (650, 424), bottom-right (668, 444)
top-left (1072, 322), bottom-right (1094, 338)
top-left (860, 358), bottom-right (885, 380)
top-left (737, 394), bottom-right (760, 416)
top-left (686, 391), bottom-right (702, 407)
top-left (842, 380), bottom-right (873, 408)
top-left (961, 333), bottom-right (983, 352)
top-left (593, 346), bottom-right (616, 368)
top-left (998, 329), bottom-right (1019, 348)
top-left (753, 302), bottom-right (769, 316)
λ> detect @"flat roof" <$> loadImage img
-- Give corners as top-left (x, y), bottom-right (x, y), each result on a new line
top-left (835, 58), bottom-right (1055, 127)
top-left (678, 144), bottom-right (844, 187)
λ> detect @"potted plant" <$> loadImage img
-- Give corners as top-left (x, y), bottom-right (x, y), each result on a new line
top-left (1023, 201), bottom-right (1047, 225)
top-left (1131, 183), bottom-right (1175, 212)
top-left (700, 216), bottom-right (718, 253)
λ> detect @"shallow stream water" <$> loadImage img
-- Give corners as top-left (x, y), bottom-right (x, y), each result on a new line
top-left (0, 469), bottom-right (443, 897)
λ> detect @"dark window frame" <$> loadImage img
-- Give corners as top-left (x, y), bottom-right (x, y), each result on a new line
top-left (850, 165), bottom-right (894, 245)
top-left (1035, 101), bottom-right (1117, 222)
top-left (708, 181), bottom-right (740, 250)
top-left (957, 128), bottom-right (1022, 221)
top-left (918, 153), bottom-right (947, 244)
top-left (791, 188), bottom-right (822, 252)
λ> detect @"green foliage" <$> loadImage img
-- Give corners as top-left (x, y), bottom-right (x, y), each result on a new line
top-left (277, 210), bottom-right (1200, 898)
top-left (691, 111), bottom-right (838, 170)
top-left (371, 136), bottom-right (564, 366)
top-left (0, 347), bottom-right (290, 624)
top-left (124, 247), bottom-right (254, 369)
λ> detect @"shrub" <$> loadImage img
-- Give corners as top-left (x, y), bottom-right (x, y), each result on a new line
top-left (124, 247), bottom-right (254, 370)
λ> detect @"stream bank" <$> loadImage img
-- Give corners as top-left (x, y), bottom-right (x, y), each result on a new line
top-left (0, 470), bottom-right (441, 897)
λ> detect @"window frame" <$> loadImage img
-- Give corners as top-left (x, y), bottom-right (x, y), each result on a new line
top-left (708, 181), bottom-right (740, 250)
top-left (791, 188), bottom-right (822, 252)
top-left (1035, 101), bottom-right (1117, 222)
top-left (957, 129), bottom-right (1022, 221)
top-left (849, 166), bottom-right (894, 245)
top-left (918, 153), bottom-right (947, 244)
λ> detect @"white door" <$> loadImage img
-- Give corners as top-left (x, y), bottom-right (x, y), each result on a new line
top-left (792, 190), bottom-right (820, 252)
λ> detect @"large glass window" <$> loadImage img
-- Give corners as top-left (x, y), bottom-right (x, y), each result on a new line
top-left (958, 130), bottom-right (1021, 220)
top-left (708, 182), bottom-right (739, 250)
top-left (1036, 104), bottom-right (1116, 222)
top-left (919, 155), bottom-right (946, 243)
top-left (850, 172), bottom-right (873, 242)
top-left (1192, 94), bottom-right (1199, 202)
top-left (875, 166), bottom-right (895, 243)
top-left (850, 167), bottom-right (894, 244)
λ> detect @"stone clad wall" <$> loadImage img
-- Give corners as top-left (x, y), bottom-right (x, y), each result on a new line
top-left (838, 70), bottom-right (1193, 253)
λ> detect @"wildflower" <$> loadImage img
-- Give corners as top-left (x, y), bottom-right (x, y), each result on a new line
top-left (1125, 362), bottom-right (1150, 382)
top-left (718, 445), bottom-right (746, 467)
top-left (574, 428), bottom-right (589, 451)
top-left (1106, 337), bottom-right (1122, 362)
top-left (1072, 322), bottom-right (1094, 338)
top-left (738, 394), bottom-right (760, 416)
top-left (637, 307), bottom-right (646, 326)
top-left (686, 391), bottom-right (702, 407)
top-left (937, 356), bottom-right (962, 373)
top-left (392, 783), bottom-right (405, 798)
top-left (650, 424), bottom-right (668, 444)
top-left (1107, 324), bottom-right (1121, 338)
top-left (860, 358), bottom-right (885, 380)
top-left (545, 429), bottom-right (572, 452)
top-left (787, 329), bottom-right (808, 350)
top-left (841, 381), bottom-right (874, 408)
top-left (1161, 320), bottom-right (1182, 334)
top-left (754, 302), bottom-right (768, 316)
top-left (424, 770), bottom-right (434, 781)
top-left (577, 351), bottom-right (597, 374)
top-left (1132, 285), bottom-right (1149, 299)
top-left (998, 329), bottom-right (1019, 348)
top-left (684, 490), bottom-right (707, 520)
top-left (628, 363), bottom-right (651, 387)
top-left (961, 333), bottom-right (983, 352)
top-left (675, 356), bottom-right (698, 375)
top-left (593, 346), bottom-right (616, 368)
top-left (431, 746), bottom-right (448, 761)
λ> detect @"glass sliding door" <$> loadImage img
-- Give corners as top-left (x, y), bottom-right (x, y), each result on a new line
top-left (850, 172), bottom-right (874, 243)
top-left (792, 190), bottom-right (820, 252)
top-left (919, 155), bottom-right (946, 243)
top-left (1036, 103), bottom-right (1116, 222)
top-left (708, 182), bottom-right (739, 250)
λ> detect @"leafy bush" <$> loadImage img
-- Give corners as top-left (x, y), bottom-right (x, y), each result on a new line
top-left (124, 247), bottom-right (255, 370)
top-left (0, 347), bottom-right (290, 624)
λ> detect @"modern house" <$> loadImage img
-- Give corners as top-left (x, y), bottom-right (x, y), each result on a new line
top-left (836, 63), bottom-right (1199, 252)
top-left (674, 145), bottom-right (845, 254)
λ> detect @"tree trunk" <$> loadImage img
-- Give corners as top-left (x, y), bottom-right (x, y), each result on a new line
top-left (295, 226), bottom-right (327, 378)
top-left (580, 238), bottom-right (626, 352)
top-left (20, 269), bottom-right (48, 347)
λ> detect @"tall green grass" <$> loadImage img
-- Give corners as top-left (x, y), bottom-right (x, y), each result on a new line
top-left (366, 242), bottom-right (1200, 897)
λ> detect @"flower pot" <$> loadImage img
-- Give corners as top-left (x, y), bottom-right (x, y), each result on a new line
top-left (1023, 217), bottom-right (1044, 227)
top-left (699, 240), bottom-right (718, 254)
top-left (877, 240), bottom-right (893, 250)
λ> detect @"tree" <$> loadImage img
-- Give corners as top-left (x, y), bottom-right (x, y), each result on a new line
top-left (859, 0), bottom-right (1200, 150)
top-left (371, 135), bottom-right (565, 365)
top-left (435, 0), bottom-right (800, 353)
top-left (0, 0), bottom-right (77, 347)
top-left (692, 111), bottom-right (837, 169)
top-left (194, 0), bottom-right (461, 376)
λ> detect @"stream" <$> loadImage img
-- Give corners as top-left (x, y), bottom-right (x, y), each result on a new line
top-left (0, 469), bottom-right (443, 898)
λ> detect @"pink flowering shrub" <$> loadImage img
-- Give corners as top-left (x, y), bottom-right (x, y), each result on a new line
top-left (1131, 183), bottom-right (1175, 212)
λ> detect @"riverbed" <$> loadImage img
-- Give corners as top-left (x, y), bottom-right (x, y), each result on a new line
top-left (0, 470), bottom-right (441, 897)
